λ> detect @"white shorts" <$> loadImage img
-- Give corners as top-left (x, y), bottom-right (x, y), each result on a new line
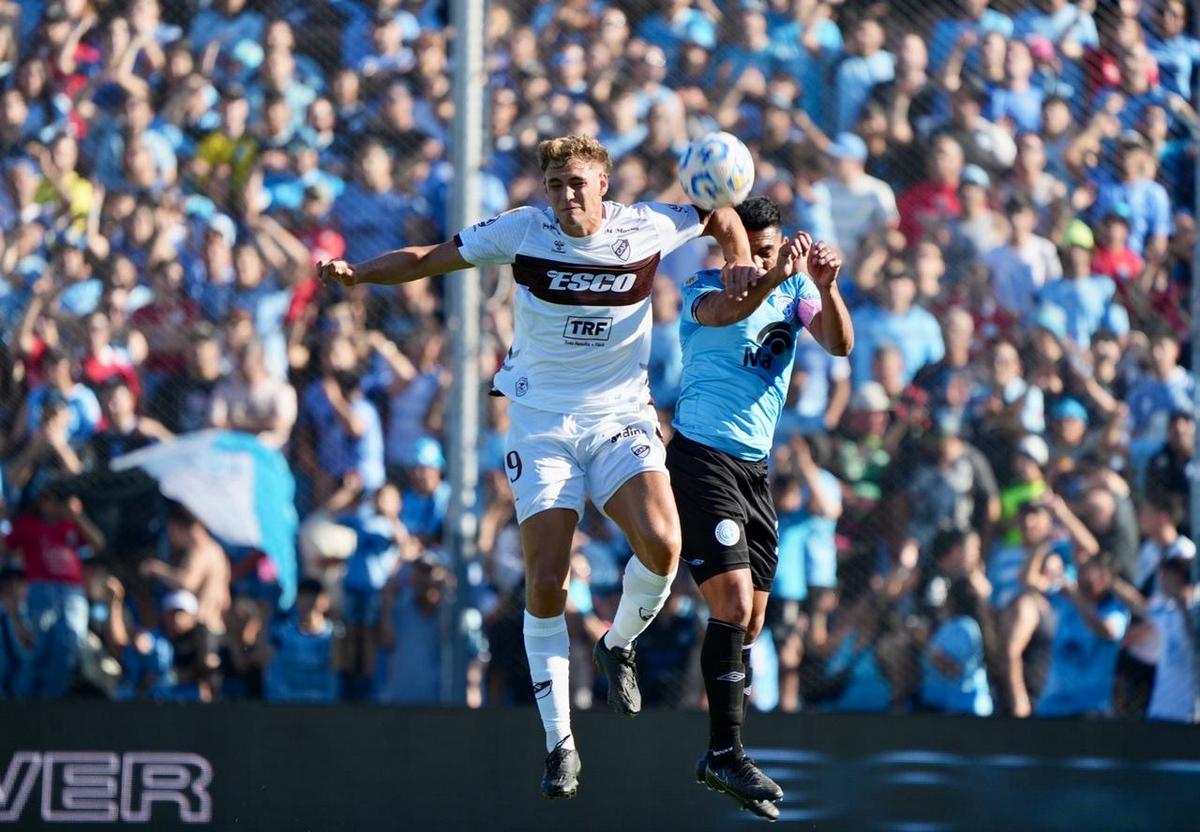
top-left (504, 402), bottom-right (668, 525)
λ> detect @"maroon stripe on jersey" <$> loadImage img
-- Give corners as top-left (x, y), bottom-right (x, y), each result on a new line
top-left (512, 252), bottom-right (661, 307)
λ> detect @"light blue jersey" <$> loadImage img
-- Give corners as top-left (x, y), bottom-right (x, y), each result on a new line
top-left (674, 268), bottom-right (823, 461)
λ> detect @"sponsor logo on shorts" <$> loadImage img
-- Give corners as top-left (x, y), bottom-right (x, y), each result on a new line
top-left (632, 444), bottom-right (651, 459)
top-left (715, 519), bottom-right (741, 547)
top-left (515, 377), bottom-right (529, 397)
top-left (611, 239), bottom-right (631, 261)
top-left (533, 680), bottom-right (552, 699)
top-left (563, 316), bottom-right (613, 345)
top-left (716, 671), bottom-right (746, 683)
top-left (610, 425), bottom-right (646, 443)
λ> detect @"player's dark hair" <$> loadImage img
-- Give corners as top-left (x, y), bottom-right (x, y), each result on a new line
top-left (298, 577), bottom-right (326, 597)
top-left (734, 197), bottom-right (781, 233)
top-left (1161, 556), bottom-right (1191, 583)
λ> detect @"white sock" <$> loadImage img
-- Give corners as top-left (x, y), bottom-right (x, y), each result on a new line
top-left (524, 611), bottom-right (574, 752)
top-left (604, 557), bottom-right (674, 651)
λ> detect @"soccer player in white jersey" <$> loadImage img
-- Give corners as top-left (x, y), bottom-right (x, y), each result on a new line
top-left (318, 135), bottom-right (760, 798)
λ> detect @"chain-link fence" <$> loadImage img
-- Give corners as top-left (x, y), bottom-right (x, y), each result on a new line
top-left (0, 0), bottom-right (1197, 722)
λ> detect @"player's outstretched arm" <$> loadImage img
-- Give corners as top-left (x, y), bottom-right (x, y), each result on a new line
top-left (695, 233), bottom-right (812, 327)
top-left (317, 240), bottom-right (472, 288)
top-left (805, 242), bottom-right (853, 357)
top-left (701, 206), bottom-right (760, 300)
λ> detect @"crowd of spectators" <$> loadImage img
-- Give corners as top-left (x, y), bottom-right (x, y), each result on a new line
top-left (0, 0), bottom-right (1196, 721)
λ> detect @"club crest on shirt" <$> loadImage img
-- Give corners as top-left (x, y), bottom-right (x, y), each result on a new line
top-left (611, 238), bottom-right (630, 261)
top-left (684, 274), bottom-right (699, 287)
top-left (632, 443), bottom-right (651, 458)
top-left (515, 377), bottom-right (529, 397)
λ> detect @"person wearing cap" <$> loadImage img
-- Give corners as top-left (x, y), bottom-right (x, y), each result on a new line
top-left (1046, 397), bottom-right (1092, 471)
top-left (1090, 131), bottom-right (1172, 260)
top-left (356, 8), bottom-right (416, 84)
top-left (821, 132), bottom-right (898, 256)
top-left (151, 587), bottom-right (215, 702)
top-left (400, 436), bottom-right (450, 547)
top-left (982, 193), bottom-right (1061, 318)
top-left (1037, 219), bottom-right (1129, 347)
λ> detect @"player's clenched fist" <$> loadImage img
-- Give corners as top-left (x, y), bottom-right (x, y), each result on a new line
top-left (806, 242), bottom-right (842, 289)
top-left (317, 259), bottom-right (356, 288)
top-left (719, 259), bottom-right (761, 300)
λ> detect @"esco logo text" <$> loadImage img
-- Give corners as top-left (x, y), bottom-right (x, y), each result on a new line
top-left (547, 271), bottom-right (637, 293)
top-left (0, 751), bottom-right (213, 824)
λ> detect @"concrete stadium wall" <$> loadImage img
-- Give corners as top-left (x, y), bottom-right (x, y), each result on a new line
top-left (1, 703), bottom-right (1198, 831)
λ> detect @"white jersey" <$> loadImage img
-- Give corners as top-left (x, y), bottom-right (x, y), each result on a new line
top-left (455, 201), bottom-right (706, 416)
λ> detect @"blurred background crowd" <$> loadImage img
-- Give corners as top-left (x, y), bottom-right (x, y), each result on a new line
top-left (0, 0), bottom-right (1197, 722)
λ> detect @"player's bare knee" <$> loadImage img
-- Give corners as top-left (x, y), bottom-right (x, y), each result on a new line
top-left (710, 587), bottom-right (752, 629)
top-left (631, 526), bottom-right (680, 575)
top-left (746, 615), bottom-right (766, 645)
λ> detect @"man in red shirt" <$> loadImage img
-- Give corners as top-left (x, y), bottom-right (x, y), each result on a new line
top-left (4, 488), bottom-right (105, 698)
top-left (897, 133), bottom-right (965, 245)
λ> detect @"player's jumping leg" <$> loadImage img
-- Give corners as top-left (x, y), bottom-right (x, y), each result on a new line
top-left (693, 570), bottom-right (782, 820)
top-left (521, 508), bottom-right (582, 799)
top-left (596, 471), bottom-right (680, 716)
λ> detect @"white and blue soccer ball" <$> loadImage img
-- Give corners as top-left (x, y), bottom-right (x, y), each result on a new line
top-left (677, 131), bottom-right (755, 211)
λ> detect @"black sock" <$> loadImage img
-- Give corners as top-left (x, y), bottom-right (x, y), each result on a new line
top-left (701, 618), bottom-right (746, 760)
top-left (741, 644), bottom-right (754, 720)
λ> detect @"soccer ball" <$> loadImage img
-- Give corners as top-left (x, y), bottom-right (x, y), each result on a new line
top-left (677, 132), bottom-right (755, 211)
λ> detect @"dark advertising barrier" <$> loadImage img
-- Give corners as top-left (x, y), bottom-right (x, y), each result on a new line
top-left (1, 703), bottom-right (1198, 831)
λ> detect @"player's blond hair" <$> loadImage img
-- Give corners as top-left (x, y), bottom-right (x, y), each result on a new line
top-left (537, 135), bottom-right (612, 174)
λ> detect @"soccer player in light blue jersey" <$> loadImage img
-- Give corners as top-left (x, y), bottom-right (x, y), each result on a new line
top-left (666, 197), bottom-right (853, 820)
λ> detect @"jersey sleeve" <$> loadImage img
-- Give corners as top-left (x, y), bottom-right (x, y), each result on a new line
top-left (453, 207), bottom-right (536, 266)
top-left (643, 202), bottom-right (707, 256)
top-left (791, 274), bottom-right (824, 330)
top-left (679, 270), bottom-right (723, 325)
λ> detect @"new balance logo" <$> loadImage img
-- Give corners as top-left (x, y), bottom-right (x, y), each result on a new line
top-left (638, 607), bottom-right (655, 622)
top-left (533, 680), bottom-right (553, 699)
top-left (716, 671), bottom-right (746, 683)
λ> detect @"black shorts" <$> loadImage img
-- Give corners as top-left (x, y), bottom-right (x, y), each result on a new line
top-left (666, 432), bottom-right (778, 592)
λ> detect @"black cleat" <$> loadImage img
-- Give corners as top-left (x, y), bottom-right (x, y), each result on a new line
top-left (541, 738), bottom-right (581, 799)
top-left (695, 753), bottom-right (709, 786)
top-left (593, 635), bottom-right (641, 716)
top-left (704, 753), bottom-right (784, 803)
